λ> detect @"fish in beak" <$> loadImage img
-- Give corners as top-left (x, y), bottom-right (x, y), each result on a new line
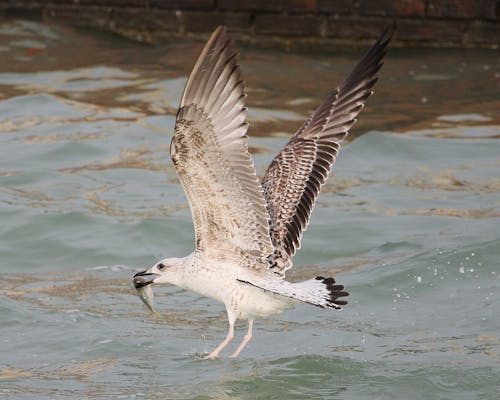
top-left (133, 271), bottom-right (161, 319)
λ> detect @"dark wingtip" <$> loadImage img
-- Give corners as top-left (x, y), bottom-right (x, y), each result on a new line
top-left (316, 276), bottom-right (350, 309)
top-left (378, 21), bottom-right (396, 55)
top-left (383, 20), bottom-right (397, 40)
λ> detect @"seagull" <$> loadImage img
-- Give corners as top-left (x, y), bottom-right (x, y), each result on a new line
top-left (133, 25), bottom-right (392, 359)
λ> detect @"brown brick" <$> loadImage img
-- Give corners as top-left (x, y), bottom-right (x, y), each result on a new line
top-left (397, 19), bottom-right (467, 42)
top-left (465, 21), bottom-right (500, 44)
top-left (113, 8), bottom-right (179, 31)
top-left (317, 0), bottom-right (353, 13)
top-left (0, 1), bottom-right (44, 19)
top-left (217, 0), bottom-right (285, 12)
top-left (182, 11), bottom-right (251, 33)
top-left (327, 16), bottom-right (389, 39)
top-left (285, 0), bottom-right (319, 13)
top-left (356, 0), bottom-right (425, 17)
top-left (255, 14), bottom-right (322, 36)
top-left (1, 7), bottom-right (44, 19)
top-left (220, 0), bottom-right (319, 13)
top-left (0, 0), bottom-right (42, 8)
top-left (71, 0), bottom-right (148, 6)
top-left (151, 0), bottom-right (214, 9)
top-left (427, 0), bottom-right (497, 20)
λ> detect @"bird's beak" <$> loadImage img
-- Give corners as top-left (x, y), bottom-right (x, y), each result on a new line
top-left (133, 270), bottom-right (158, 289)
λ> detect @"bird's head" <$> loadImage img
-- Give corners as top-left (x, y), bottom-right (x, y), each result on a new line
top-left (133, 257), bottom-right (184, 289)
top-left (133, 258), bottom-right (184, 318)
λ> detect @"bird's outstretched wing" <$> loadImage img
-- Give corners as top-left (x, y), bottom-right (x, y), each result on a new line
top-left (262, 26), bottom-right (394, 275)
top-left (170, 27), bottom-right (273, 262)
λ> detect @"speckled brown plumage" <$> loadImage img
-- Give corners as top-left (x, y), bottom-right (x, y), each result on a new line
top-left (262, 26), bottom-right (393, 274)
top-left (170, 27), bottom-right (273, 264)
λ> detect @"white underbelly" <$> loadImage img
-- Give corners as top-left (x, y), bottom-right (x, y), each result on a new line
top-left (181, 262), bottom-right (294, 319)
top-left (232, 283), bottom-right (294, 318)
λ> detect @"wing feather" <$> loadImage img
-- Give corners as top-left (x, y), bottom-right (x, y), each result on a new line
top-left (263, 25), bottom-right (394, 274)
top-left (171, 27), bottom-right (273, 263)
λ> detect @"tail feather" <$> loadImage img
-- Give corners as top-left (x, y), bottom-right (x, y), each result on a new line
top-left (237, 275), bottom-right (349, 309)
top-left (314, 276), bottom-right (349, 309)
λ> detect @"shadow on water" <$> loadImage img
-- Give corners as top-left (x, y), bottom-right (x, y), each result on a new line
top-left (0, 19), bottom-right (499, 399)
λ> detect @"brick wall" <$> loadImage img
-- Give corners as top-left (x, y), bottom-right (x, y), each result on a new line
top-left (1, 1), bottom-right (498, 49)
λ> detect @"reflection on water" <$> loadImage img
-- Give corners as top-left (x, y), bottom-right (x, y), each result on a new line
top-left (0, 19), bottom-right (499, 399)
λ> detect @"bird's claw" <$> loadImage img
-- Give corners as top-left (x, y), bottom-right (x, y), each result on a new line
top-left (201, 352), bottom-right (219, 360)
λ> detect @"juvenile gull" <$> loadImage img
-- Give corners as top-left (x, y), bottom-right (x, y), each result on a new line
top-left (133, 25), bottom-right (392, 359)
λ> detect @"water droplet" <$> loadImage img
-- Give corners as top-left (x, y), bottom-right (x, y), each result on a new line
top-left (417, 276), bottom-right (422, 283)
top-left (459, 266), bottom-right (465, 274)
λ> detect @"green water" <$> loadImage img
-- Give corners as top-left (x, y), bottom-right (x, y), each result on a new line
top-left (0, 20), bottom-right (499, 399)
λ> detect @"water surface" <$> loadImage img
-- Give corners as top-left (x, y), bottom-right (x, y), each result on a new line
top-left (0, 20), bottom-right (499, 399)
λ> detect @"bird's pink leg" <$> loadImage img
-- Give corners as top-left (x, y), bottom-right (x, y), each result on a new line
top-left (230, 319), bottom-right (253, 358)
top-left (203, 309), bottom-right (236, 360)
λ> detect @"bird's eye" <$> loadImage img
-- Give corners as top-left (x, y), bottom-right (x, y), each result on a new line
top-left (157, 263), bottom-right (166, 270)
